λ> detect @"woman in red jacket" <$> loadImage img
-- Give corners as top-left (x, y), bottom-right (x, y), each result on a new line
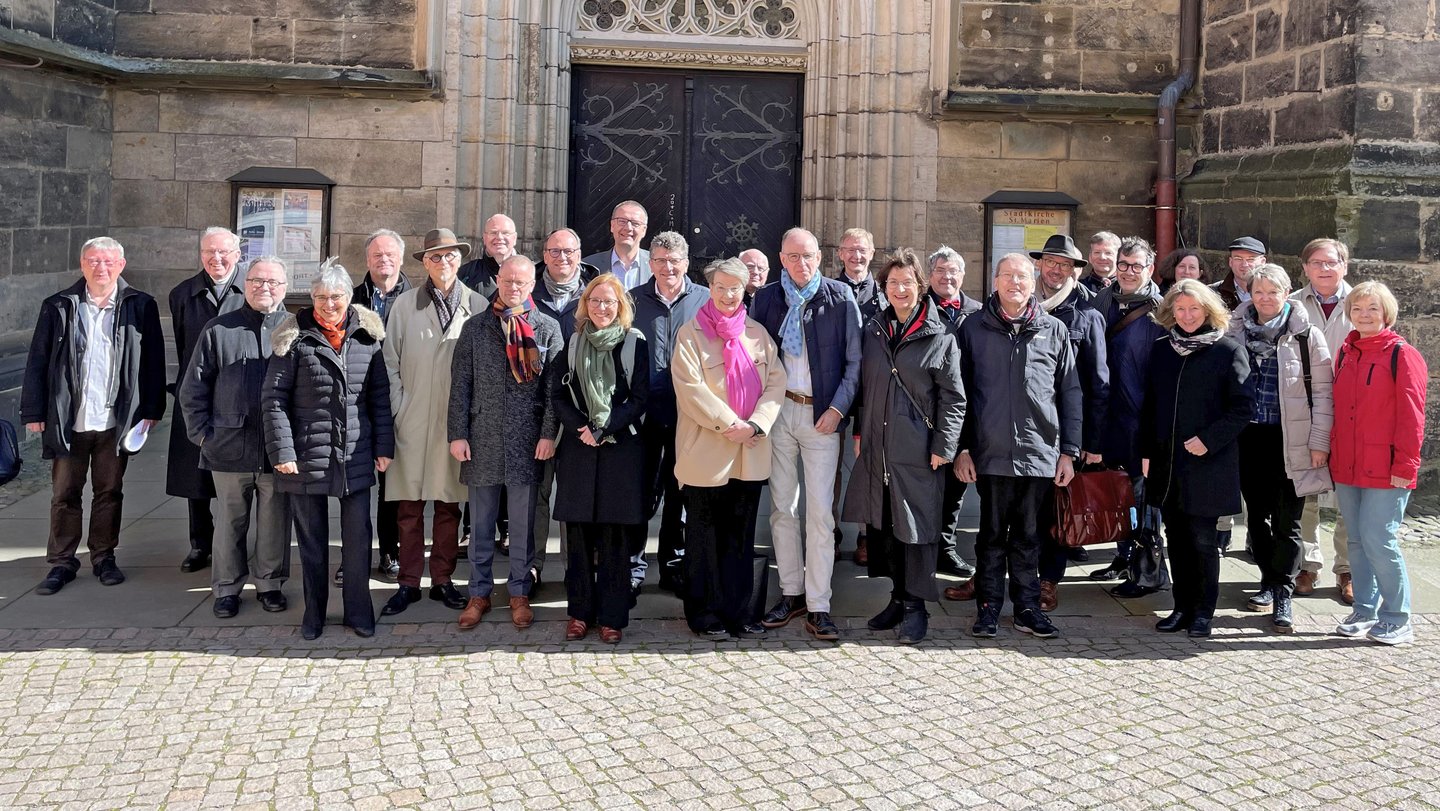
top-left (1329, 281), bottom-right (1427, 645)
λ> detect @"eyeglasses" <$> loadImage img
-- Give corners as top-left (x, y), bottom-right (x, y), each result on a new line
top-left (1305, 259), bottom-right (1344, 270)
top-left (885, 280), bottom-right (917, 290)
top-left (840, 247), bottom-right (870, 256)
top-left (312, 294), bottom-right (347, 304)
top-left (202, 249), bottom-right (239, 257)
top-left (424, 251), bottom-right (461, 265)
top-left (1116, 261), bottom-right (1150, 273)
top-left (248, 279), bottom-right (287, 289)
top-left (782, 252), bottom-right (820, 263)
top-left (611, 218), bottom-right (647, 230)
top-left (743, 262), bottom-right (766, 271)
top-left (652, 257), bottom-right (686, 267)
top-left (588, 299), bottom-right (620, 309)
top-left (544, 247), bottom-right (579, 259)
top-left (484, 230), bottom-right (516, 238)
top-left (1039, 258), bottom-right (1074, 271)
top-left (83, 259), bottom-right (121, 268)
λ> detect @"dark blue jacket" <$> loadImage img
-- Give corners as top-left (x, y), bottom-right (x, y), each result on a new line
top-left (1045, 286), bottom-right (1109, 455)
top-left (631, 278), bottom-right (709, 427)
top-left (1094, 287), bottom-right (1167, 475)
top-left (533, 262), bottom-right (599, 343)
top-left (751, 277), bottom-right (863, 422)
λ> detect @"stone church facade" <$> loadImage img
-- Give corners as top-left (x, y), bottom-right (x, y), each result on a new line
top-left (2, 0), bottom-right (1437, 477)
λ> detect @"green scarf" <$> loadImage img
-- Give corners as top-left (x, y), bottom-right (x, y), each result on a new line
top-left (578, 321), bottom-right (626, 431)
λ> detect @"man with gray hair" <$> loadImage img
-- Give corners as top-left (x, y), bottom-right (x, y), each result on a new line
top-left (738, 248), bottom-right (770, 308)
top-left (169, 226), bottom-right (250, 573)
top-left (1081, 231), bottom-right (1122, 295)
top-left (23, 237), bottom-right (166, 595)
top-left (179, 256), bottom-right (294, 618)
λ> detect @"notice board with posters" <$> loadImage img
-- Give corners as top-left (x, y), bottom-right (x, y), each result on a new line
top-left (228, 167), bottom-right (335, 297)
top-left (981, 191), bottom-right (1079, 296)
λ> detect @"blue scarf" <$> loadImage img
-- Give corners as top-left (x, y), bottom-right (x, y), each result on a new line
top-left (779, 271), bottom-right (822, 357)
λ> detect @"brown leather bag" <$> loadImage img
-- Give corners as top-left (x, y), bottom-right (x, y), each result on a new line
top-left (1053, 467), bottom-right (1136, 547)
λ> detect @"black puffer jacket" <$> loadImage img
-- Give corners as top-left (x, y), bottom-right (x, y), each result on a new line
top-left (179, 306), bottom-right (289, 474)
top-left (262, 305), bottom-right (394, 497)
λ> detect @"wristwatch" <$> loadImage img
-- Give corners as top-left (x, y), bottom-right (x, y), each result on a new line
top-left (747, 420), bottom-right (765, 438)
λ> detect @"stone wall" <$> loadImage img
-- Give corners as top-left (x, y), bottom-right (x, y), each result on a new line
top-left (0, 65), bottom-right (111, 337)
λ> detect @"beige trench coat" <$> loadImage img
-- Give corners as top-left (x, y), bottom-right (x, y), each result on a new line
top-left (382, 284), bottom-right (484, 503)
top-left (671, 317), bottom-right (786, 488)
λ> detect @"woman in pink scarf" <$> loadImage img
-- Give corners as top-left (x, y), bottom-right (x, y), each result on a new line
top-left (671, 257), bottom-right (787, 639)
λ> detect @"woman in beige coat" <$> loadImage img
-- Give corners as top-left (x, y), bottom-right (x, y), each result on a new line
top-left (672, 257), bottom-right (786, 639)
top-left (1227, 263), bottom-right (1334, 634)
top-left (379, 231), bottom-right (487, 617)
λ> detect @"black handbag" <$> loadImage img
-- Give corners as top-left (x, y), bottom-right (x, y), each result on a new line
top-left (1125, 506), bottom-right (1172, 592)
top-left (0, 419), bottom-right (21, 487)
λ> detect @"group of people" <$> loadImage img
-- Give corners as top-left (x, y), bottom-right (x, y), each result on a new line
top-left (18, 209), bottom-right (1426, 646)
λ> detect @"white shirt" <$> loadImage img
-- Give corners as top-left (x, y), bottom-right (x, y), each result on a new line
top-left (783, 328), bottom-right (812, 396)
top-left (74, 290), bottom-right (118, 433)
top-left (610, 251), bottom-right (645, 291)
top-left (656, 279), bottom-right (687, 307)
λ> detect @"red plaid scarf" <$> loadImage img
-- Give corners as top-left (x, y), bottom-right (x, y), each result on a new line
top-left (494, 297), bottom-right (542, 383)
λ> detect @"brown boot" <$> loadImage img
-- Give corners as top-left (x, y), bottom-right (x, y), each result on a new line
top-left (458, 596), bottom-right (490, 630)
top-left (1039, 580), bottom-right (1059, 612)
top-left (853, 534), bottom-right (869, 566)
top-left (1294, 570), bottom-right (1318, 596)
top-left (943, 580), bottom-right (975, 601)
top-left (1338, 572), bottom-right (1354, 605)
top-left (510, 595), bottom-right (534, 629)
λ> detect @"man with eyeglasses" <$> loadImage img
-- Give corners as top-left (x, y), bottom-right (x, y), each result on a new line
top-left (836, 228), bottom-right (882, 321)
top-left (583, 201), bottom-right (652, 289)
top-left (1213, 235), bottom-right (1267, 310)
top-left (738, 248), bottom-right (770, 308)
top-left (629, 232), bottom-right (709, 596)
top-left (178, 256), bottom-right (294, 618)
top-left (24, 237), bottom-right (165, 596)
top-left (1028, 234), bottom-right (1110, 609)
top-left (754, 227), bottom-right (862, 641)
top-left (1080, 232), bottom-right (1122, 295)
top-left (1290, 237), bottom-right (1355, 603)
top-left (458, 213), bottom-right (517, 299)
top-left (168, 227), bottom-right (250, 574)
top-left (352, 229), bottom-right (410, 582)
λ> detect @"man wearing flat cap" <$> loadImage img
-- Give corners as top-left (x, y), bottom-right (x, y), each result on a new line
top-left (379, 228), bottom-right (486, 618)
top-left (1213, 236), bottom-right (1266, 311)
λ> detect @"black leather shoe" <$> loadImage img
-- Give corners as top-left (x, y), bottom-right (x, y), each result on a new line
top-left (213, 595), bottom-right (240, 618)
top-left (346, 625), bottom-right (375, 638)
top-left (1067, 546), bottom-right (1091, 562)
top-left (93, 557), bottom-right (125, 586)
top-left (257, 590), bottom-right (287, 613)
top-left (1272, 593), bottom-right (1294, 634)
top-left (1155, 611), bottom-right (1192, 633)
top-left (1089, 557), bottom-right (1129, 581)
top-left (1110, 581), bottom-right (1157, 598)
top-left (376, 555), bottom-right (400, 582)
top-left (380, 586), bottom-right (422, 616)
top-left (429, 583), bottom-right (467, 610)
top-left (180, 549), bottom-right (210, 572)
top-left (868, 598), bottom-right (905, 631)
top-left (739, 623), bottom-right (768, 638)
top-left (971, 603), bottom-right (1000, 639)
top-left (805, 611), bottom-right (840, 641)
top-left (35, 566), bottom-right (76, 596)
top-left (1188, 617), bottom-right (1213, 638)
top-left (937, 550), bottom-right (975, 578)
top-left (301, 626), bottom-right (322, 640)
top-left (761, 594), bottom-right (806, 628)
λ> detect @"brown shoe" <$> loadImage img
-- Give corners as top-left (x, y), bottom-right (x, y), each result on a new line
top-left (943, 580), bottom-right (975, 601)
top-left (565, 618), bottom-right (588, 641)
top-left (853, 534), bottom-right (869, 566)
top-left (1338, 572), bottom-right (1354, 605)
top-left (1294, 570), bottom-right (1318, 596)
top-left (458, 596), bottom-right (490, 629)
top-left (1039, 580), bottom-right (1058, 612)
top-left (510, 595), bottom-right (534, 629)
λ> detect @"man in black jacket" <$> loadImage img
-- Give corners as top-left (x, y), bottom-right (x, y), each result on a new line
top-left (955, 253), bottom-right (1081, 640)
top-left (22, 237), bottom-right (166, 595)
top-left (168, 227), bottom-right (249, 573)
top-left (179, 256), bottom-right (293, 618)
top-left (457, 213), bottom-right (516, 299)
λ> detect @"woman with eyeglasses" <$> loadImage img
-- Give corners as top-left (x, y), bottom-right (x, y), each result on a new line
top-left (263, 258), bottom-right (394, 640)
top-left (671, 257), bottom-right (786, 639)
top-left (552, 275), bottom-right (649, 643)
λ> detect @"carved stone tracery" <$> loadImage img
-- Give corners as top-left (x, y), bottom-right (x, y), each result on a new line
top-left (578, 0), bottom-right (801, 39)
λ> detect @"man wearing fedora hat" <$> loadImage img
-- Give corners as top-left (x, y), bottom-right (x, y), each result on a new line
top-left (1213, 236), bottom-right (1266, 311)
top-left (378, 228), bottom-right (487, 617)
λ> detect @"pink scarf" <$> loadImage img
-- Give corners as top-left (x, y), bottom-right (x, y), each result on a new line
top-left (695, 299), bottom-right (763, 420)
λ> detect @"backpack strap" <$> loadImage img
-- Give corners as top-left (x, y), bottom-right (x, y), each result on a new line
top-left (1392, 342), bottom-right (1402, 379)
top-left (1107, 301), bottom-right (1155, 340)
top-left (1296, 332), bottom-right (1313, 410)
top-left (564, 330), bottom-right (645, 436)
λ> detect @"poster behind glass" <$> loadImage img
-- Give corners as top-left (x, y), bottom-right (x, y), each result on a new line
top-left (237, 187), bottom-right (325, 291)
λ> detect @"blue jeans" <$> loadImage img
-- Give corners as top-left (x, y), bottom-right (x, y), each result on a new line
top-left (467, 484), bottom-right (537, 598)
top-left (1334, 484), bottom-right (1412, 627)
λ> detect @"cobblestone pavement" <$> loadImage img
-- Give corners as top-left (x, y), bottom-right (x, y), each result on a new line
top-left (1, 615), bottom-right (1436, 810)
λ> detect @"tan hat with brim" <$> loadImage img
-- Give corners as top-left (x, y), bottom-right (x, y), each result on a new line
top-left (413, 228), bottom-right (473, 261)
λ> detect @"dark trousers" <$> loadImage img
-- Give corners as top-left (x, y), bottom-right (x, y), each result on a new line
top-left (638, 423), bottom-right (686, 579)
top-left (867, 484), bottom-right (939, 602)
top-left (683, 479), bottom-right (762, 634)
top-left (1037, 485), bottom-right (1067, 583)
top-left (565, 522), bottom-right (641, 629)
top-left (48, 428), bottom-right (128, 570)
top-left (395, 500), bottom-right (462, 587)
top-left (975, 474), bottom-right (1050, 614)
top-left (1163, 503), bottom-right (1221, 619)
top-left (292, 490), bottom-right (375, 633)
top-left (1239, 424), bottom-right (1305, 595)
top-left (375, 470), bottom-right (399, 558)
top-left (187, 498), bottom-right (214, 554)
top-left (938, 474), bottom-right (972, 568)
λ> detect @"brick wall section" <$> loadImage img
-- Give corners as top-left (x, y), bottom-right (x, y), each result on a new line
top-left (4, 0), bottom-right (118, 52)
top-left (0, 66), bottom-right (111, 337)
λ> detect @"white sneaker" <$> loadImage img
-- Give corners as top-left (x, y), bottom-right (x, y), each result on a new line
top-left (1366, 622), bottom-right (1414, 646)
top-left (1334, 612), bottom-right (1377, 638)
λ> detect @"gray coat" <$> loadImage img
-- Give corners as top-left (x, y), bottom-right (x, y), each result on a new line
top-left (447, 305), bottom-right (563, 487)
top-left (842, 304), bottom-right (966, 545)
top-left (957, 297), bottom-right (1082, 478)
